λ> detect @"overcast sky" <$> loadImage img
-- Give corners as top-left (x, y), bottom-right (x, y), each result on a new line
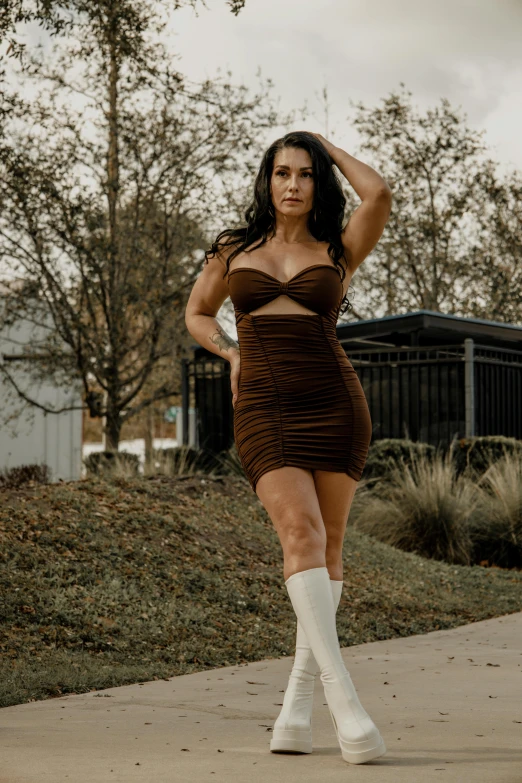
top-left (163, 0), bottom-right (522, 174)
top-left (15, 0), bottom-right (522, 173)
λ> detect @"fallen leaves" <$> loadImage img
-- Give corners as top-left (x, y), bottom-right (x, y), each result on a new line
top-left (1, 474), bottom-right (522, 710)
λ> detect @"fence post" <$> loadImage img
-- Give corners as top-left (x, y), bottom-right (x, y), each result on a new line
top-left (181, 358), bottom-right (190, 446)
top-left (464, 338), bottom-right (475, 437)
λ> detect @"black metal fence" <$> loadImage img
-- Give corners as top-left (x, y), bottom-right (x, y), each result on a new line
top-left (181, 355), bottom-right (234, 452)
top-left (181, 338), bottom-right (522, 451)
top-left (473, 343), bottom-right (522, 438)
top-left (348, 344), bottom-right (465, 444)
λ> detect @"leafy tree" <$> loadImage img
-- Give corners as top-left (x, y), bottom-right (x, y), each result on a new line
top-left (0, 0), bottom-right (282, 450)
top-left (466, 164), bottom-right (522, 324)
top-left (1, 1), bottom-right (246, 65)
top-left (347, 84), bottom-right (521, 324)
top-left (1, 1), bottom-right (70, 65)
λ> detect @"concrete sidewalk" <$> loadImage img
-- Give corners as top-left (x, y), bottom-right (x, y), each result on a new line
top-left (1, 612), bottom-right (521, 783)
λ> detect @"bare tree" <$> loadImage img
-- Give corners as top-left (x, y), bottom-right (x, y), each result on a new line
top-left (0, 0), bottom-right (283, 450)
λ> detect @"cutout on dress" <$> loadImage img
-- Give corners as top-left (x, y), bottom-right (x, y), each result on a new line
top-left (249, 295), bottom-right (319, 317)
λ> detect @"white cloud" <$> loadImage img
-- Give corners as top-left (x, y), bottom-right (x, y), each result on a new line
top-left (11, 0), bottom-right (522, 173)
top-left (164, 0), bottom-right (522, 170)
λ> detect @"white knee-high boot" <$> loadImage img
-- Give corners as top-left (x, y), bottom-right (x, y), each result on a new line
top-left (270, 579), bottom-right (343, 754)
top-left (284, 566), bottom-right (386, 765)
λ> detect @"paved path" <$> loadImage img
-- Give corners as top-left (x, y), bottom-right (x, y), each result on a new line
top-left (1, 612), bottom-right (521, 783)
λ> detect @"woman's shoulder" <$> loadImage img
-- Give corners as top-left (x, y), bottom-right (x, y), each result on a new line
top-left (213, 240), bottom-right (244, 270)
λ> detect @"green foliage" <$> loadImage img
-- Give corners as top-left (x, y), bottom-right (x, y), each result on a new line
top-left (469, 453), bottom-right (522, 569)
top-left (362, 438), bottom-right (437, 482)
top-left (212, 443), bottom-right (248, 478)
top-left (0, 0), bottom-right (281, 449)
top-left (362, 436), bottom-right (522, 484)
top-left (450, 436), bottom-right (522, 478)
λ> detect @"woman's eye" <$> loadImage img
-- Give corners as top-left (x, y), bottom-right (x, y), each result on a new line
top-left (276, 171), bottom-right (312, 177)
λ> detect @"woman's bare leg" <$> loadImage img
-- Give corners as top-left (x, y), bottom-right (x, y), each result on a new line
top-left (312, 470), bottom-right (358, 581)
top-left (255, 466), bottom-right (327, 580)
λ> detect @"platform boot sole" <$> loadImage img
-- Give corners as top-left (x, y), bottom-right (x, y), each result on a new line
top-left (270, 727), bottom-right (313, 754)
top-left (328, 707), bottom-right (387, 764)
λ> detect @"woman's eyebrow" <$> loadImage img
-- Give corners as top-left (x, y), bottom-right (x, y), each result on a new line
top-left (275, 165), bottom-right (313, 170)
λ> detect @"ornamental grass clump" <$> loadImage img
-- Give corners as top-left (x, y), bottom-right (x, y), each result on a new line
top-left (147, 445), bottom-right (204, 477)
top-left (147, 445), bottom-right (243, 479)
top-left (84, 451), bottom-right (140, 478)
top-left (212, 443), bottom-right (249, 479)
top-left (350, 449), bottom-right (477, 565)
top-left (470, 453), bottom-right (522, 569)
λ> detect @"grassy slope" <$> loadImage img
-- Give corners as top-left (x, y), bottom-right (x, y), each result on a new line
top-left (1, 474), bottom-right (521, 708)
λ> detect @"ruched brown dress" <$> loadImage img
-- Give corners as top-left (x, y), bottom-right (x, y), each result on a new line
top-left (228, 263), bottom-right (372, 493)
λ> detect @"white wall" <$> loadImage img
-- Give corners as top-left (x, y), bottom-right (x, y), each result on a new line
top-left (0, 318), bottom-right (83, 482)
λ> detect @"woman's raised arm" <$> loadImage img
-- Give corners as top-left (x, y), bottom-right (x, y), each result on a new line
top-left (309, 133), bottom-right (392, 274)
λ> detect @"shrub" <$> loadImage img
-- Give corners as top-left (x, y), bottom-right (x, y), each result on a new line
top-left (151, 446), bottom-right (221, 476)
top-left (468, 453), bottom-right (522, 569)
top-left (147, 444), bottom-right (248, 482)
top-left (0, 463), bottom-right (51, 488)
top-left (84, 451), bottom-right (140, 478)
top-left (450, 436), bottom-right (522, 479)
top-left (362, 438), bottom-right (436, 483)
top-left (212, 443), bottom-right (247, 479)
top-left (351, 448), bottom-right (476, 565)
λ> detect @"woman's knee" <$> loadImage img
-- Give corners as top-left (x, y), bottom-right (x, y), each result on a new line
top-left (280, 512), bottom-right (326, 556)
top-left (325, 529), bottom-right (344, 570)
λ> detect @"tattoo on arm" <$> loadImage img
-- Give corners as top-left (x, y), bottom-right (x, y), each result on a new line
top-left (210, 324), bottom-right (240, 356)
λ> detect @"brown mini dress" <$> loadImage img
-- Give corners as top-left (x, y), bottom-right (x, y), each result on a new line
top-left (228, 263), bottom-right (372, 493)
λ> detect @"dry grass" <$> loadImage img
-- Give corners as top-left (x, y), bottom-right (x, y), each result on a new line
top-left (350, 449), bottom-right (479, 565)
top-left (144, 445), bottom-right (199, 477)
top-left (1, 472), bottom-right (521, 708)
top-left (144, 443), bottom-right (245, 480)
top-left (470, 453), bottom-right (522, 568)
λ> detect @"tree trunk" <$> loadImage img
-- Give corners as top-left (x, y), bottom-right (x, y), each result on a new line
top-left (104, 405), bottom-right (121, 452)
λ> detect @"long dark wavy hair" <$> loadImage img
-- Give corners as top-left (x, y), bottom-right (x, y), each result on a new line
top-left (204, 131), bottom-right (354, 316)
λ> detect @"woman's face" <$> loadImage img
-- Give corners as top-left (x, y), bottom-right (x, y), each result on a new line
top-left (270, 146), bottom-right (314, 218)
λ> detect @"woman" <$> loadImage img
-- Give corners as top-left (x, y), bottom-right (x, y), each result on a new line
top-left (185, 131), bottom-right (392, 765)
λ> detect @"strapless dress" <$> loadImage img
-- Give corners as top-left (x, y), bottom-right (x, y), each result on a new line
top-left (227, 263), bottom-right (372, 493)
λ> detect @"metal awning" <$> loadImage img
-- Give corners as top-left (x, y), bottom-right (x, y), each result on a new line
top-left (337, 310), bottom-right (522, 349)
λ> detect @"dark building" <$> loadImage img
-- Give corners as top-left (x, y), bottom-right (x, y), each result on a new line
top-left (181, 310), bottom-right (522, 453)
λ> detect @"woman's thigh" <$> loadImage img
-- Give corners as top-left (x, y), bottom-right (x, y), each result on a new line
top-left (255, 466), bottom-right (327, 577)
top-left (254, 466), bottom-right (358, 579)
top-left (312, 470), bottom-right (358, 572)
